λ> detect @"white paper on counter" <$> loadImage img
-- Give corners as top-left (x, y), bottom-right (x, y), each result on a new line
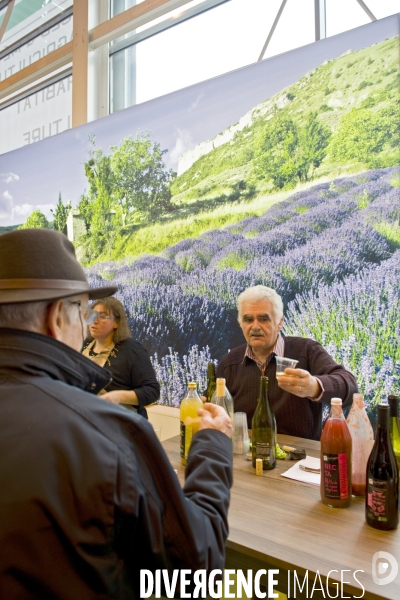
top-left (281, 456), bottom-right (321, 486)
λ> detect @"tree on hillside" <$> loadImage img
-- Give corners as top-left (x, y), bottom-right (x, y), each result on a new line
top-left (18, 210), bottom-right (50, 230)
top-left (51, 193), bottom-right (71, 234)
top-left (77, 133), bottom-right (173, 259)
top-left (296, 112), bottom-right (331, 181)
top-left (329, 99), bottom-right (399, 165)
top-left (110, 134), bottom-right (173, 224)
top-left (254, 114), bottom-right (299, 189)
top-left (254, 112), bottom-right (330, 189)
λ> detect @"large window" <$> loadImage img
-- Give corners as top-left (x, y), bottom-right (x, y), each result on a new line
top-left (0, 73), bottom-right (71, 155)
top-left (0, 0), bottom-right (398, 155)
top-left (108, 0), bottom-right (399, 112)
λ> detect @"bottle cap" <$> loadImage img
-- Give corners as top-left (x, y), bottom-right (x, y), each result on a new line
top-left (377, 403), bottom-right (390, 427)
top-left (331, 398), bottom-right (342, 405)
top-left (216, 378), bottom-right (225, 395)
top-left (188, 382), bottom-right (197, 389)
top-left (388, 395), bottom-right (400, 417)
top-left (353, 393), bottom-right (364, 408)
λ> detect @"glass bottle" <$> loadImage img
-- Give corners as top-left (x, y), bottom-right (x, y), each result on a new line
top-left (346, 393), bottom-right (374, 497)
top-left (320, 398), bottom-right (352, 508)
top-left (251, 376), bottom-right (276, 470)
top-left (204, 362), bottom-right (216, 403)
top-left (180, 381), bottom-right (203, 466)
top-left (388, 394), bottom-right (400, 469)
top-left (366, 403), bottom-right (399, 530)
top-left (210, 378), bottom-right (234, 422)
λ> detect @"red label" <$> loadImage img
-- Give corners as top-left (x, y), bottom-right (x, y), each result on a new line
top-left (367, 479), bottom-right (389, 521)
top-left (338, 453), bottom-right (349, 499)
top-left (322, 453), bottom-right (349, 499)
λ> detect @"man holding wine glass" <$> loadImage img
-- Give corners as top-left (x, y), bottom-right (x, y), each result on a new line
top-left (217, 285), bottom-right (358, 440)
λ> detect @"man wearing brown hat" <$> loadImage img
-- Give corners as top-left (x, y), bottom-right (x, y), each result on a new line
top-left (0, 229), bottom-right (233, 599)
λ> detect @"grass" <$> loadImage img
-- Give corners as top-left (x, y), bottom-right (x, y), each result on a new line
top-left (103, 190), bottom-right (290, 263)
top-left (373, 222), bottom-right (400, 252)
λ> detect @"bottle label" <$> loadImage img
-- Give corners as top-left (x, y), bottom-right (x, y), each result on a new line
top-left (255, 442), bottom-right (273, 464)
top-left (367, 479), bottom-right (389, 522)
top-left (322, 453), bottom-right (349, 499)
top-left (180, 422), bottom-right (192, 459)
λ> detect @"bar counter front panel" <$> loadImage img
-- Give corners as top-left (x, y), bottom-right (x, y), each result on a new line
top-left (162, 434), bottom-right (400, 600)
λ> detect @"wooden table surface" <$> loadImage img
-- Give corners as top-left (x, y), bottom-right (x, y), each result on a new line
top-left (162, 434), bottom-right (400, 600)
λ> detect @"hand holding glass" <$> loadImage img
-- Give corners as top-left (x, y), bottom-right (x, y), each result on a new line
top-left (275, 357), bottom-right (298, 379)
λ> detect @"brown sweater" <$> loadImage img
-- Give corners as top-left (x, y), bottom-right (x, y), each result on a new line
top-left (216, 337), bottom-right (358, 440)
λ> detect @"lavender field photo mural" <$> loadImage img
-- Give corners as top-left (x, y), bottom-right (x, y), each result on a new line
top-left (0, 16), bottom-right (398, 419)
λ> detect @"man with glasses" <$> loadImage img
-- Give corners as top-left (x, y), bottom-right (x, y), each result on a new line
top-left (0, 229), bottom-right (233, 599)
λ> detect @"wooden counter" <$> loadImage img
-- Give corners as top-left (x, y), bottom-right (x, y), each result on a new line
top-left (162, 434), bottom-right (400, 600)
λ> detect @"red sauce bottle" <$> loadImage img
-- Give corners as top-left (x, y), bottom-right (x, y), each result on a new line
top-left (320, 398), bottom-right (352, 508)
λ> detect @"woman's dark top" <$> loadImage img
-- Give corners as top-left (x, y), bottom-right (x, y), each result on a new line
top-left (84, 338), bottom-right (160, 419)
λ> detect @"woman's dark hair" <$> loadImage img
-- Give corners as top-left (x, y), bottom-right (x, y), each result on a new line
top-left (91, 297), bottom-right (132, 344)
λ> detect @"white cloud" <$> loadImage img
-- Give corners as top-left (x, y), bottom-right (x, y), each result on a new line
top-left (13, 203), bottom-right (33, 217)
top-left (0, 190), bottom-right (13, 219)
top-left (1, 172), bottom-right (20, 184)
top-left (36, 203), bottom-right (55, 219)
top-left (169, 129), bottom-right (194, 167)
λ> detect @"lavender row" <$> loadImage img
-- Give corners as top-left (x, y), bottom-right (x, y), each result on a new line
top-left (85, 168), bottom-right (400, 407)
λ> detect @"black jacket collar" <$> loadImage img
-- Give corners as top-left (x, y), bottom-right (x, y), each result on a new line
top-left (0, 328), bottom-right (111, 394)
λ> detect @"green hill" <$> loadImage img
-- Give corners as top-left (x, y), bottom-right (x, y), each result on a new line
top-left (170, 36), bottom-right (399, 206)
top-left (77, 36), bottom-right (399, 264)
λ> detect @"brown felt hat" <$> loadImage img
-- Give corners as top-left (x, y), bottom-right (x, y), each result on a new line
top-left (0, 229), bottom-right (118, 304)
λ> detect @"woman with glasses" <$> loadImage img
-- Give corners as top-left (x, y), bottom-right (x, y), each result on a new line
top-left (82, 297), bottom-right (160, 418)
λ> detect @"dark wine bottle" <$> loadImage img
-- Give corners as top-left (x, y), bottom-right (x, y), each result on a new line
top-left (366, 403), bottom-right (399, 530)
top-left (388, 394), bottom-right (400, 469)
top-left (205, 362), bottom-right (216, 403)
top-left (251, 376), bottom-right (276, 470)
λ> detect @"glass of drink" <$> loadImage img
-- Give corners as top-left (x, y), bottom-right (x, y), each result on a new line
top-left (275, 356), bottom-right (298, 379)
top-left (233, 412), bottom-right (250, 455)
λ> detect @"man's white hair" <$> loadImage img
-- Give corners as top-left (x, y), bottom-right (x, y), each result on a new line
top-left (237, 285), bottom-right (284, 321)
top-left (0, 300), bottom-right (50, 331)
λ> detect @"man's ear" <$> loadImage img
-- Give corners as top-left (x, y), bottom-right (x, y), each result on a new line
top-left (46, 299), bottom-right (66, 342)
top-left (278, 317), bottom-right (284, 331)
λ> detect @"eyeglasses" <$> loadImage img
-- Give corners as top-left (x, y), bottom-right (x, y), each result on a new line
top-left (94, 313), bottom-right (112, 321)
top-left (67, 301), bottom-right (99, 325)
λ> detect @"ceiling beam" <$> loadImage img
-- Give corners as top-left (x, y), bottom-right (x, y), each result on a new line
top-left (89, 0), bottom-right (193, 50)
top-left (355, 0), bottom-right (377, 21)
top-left (0, 41), bottom-right (72, 101)
top-left (257, 0), bottom-right (287, 62)
top-left (0, 0), bottom-right (15, 43)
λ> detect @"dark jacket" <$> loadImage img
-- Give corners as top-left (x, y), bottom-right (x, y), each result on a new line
top-left (217, 337), bottom-right (358, 440)
top-left (83, 337), bottom-right (160, 419)
top-left (0, 329), bottom-right (232, 599)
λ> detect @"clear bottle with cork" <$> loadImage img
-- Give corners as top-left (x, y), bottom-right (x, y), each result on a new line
top-left (210, 378), bottom-right (234, 422)
top-left (180, 382), bottom-right (203, 466)
top-left (346, 393), bottom-right (374, 497)
top-left (320, 398), bottom-right (352, 508)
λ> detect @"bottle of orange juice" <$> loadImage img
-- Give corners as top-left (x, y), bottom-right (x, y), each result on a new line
top-left (180, 382), bottom-right (203, 466)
